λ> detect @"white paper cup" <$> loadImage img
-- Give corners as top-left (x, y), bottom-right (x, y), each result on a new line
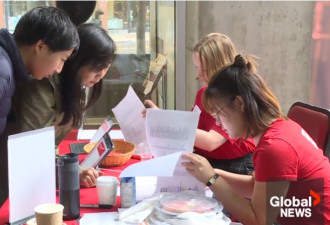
top-left (34, 203), bottom-right (64, 225)
top-left (96, 176), bottom-right (119, 208)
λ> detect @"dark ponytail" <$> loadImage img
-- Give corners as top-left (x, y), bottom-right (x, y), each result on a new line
top-left (204, 54), bottom-right (285, 138)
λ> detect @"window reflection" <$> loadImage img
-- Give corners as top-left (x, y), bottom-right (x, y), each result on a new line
top-left (86, 1), bottom-right (152, 125)
top-left (0, 1), bottom-right (175, 127)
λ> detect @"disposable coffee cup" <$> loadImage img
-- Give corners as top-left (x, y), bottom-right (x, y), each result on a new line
top-left (34, 203), bottom-right (64, 225)
top-left (96, 176), bottom-right (119, 208)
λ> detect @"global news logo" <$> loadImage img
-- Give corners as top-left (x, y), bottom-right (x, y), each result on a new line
top-left (270, 190), bottom-right (320, 218)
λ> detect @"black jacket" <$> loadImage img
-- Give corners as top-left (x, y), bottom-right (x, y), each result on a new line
top-left (0, 29), bottom-right (29, 135)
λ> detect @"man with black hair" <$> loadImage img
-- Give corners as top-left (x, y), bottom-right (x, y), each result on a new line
top-left (0, 6), bottom-right (80, 206)
top-left (0, 6), bottom-right (80, 136)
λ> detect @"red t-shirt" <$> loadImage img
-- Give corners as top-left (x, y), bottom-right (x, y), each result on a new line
top-left (192, 86), bottom-right (255, 160)
top-left (254, 118), bottom-right (330, 225)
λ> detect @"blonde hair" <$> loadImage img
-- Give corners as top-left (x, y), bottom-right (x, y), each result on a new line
top-left (193, 33), bottom-right (237, 83)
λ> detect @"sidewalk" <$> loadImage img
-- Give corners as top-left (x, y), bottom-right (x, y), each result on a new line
top-left (108, 29), bottom-right (150, 54)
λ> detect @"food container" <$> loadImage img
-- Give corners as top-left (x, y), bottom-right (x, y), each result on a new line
top-left (149, 191), bottom-right (221, 222)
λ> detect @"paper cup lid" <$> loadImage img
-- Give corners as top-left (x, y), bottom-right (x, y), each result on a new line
top-left (96, 176), bottom-right (119, 185)
top-left (34, 203), bottom-right (64, 214)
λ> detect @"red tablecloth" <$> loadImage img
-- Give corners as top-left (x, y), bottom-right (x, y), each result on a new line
top-left (0, 130), bottom-right (139, 225)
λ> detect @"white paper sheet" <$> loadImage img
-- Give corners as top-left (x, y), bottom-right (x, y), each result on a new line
top-left (145, 109), bottom-right (199, 157)
top-left (146, 108), bottom-right (203, 193)
top-left (77, 129), bottom-right (125, 141)
top-left (119, 152), bottom-right (183, 178)
top-left (155, 176), bottom-right (204, 193)
top-left (109, 130), bottom-right (125, 140)
top-left (8, 127), bottom-right (56, 223)
top-left (112, 86), bottom-right (147, 146)
top-left (79, 212), bottom-right (126, 225)
top-left (146, 109), bottom-right (200, 175)
top-left (77, 129), bottom-right (96, 140)
top-left (118, 107), bottom-right (203, 194)
top-left (135, 177), bottom-right (157, 201)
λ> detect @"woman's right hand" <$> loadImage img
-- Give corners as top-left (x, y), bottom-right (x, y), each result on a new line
top-left (142, 99), bottom-right (159, 117)
top-left (79, 167), bottom-right (103, 188)
top-left (181, 153), bottom-right (215, 185)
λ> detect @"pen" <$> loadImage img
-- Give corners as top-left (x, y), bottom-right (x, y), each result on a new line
top-left (80, 204), bottom-right (113, 209)
top-left (74, 216), bottom-right (81, 225)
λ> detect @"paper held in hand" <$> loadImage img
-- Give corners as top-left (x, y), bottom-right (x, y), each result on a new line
top-left (112, 86), bottom-right (204, 194)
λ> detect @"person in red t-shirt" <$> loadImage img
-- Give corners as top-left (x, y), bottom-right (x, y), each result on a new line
top-left (144, 33), bottom-right (255, 175)
top-left (182, 55), bottom-right (330, 225)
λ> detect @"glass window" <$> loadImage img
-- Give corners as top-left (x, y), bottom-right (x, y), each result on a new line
top-left (154, 1), bottom-right (176, 110)
top-left (85, 1), bottom-right (153, 126)
top-left (310, 1), bottom-right (330, 108)
top-left (0, 1), bottom-right (176, 128)
top-left (1, 1), bottom-right (54, 33)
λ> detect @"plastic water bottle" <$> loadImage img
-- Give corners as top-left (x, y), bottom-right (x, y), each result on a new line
top-left (120, 177), bottom-right (136, 208)
top-left (58, 153), bottom-right (80, 220)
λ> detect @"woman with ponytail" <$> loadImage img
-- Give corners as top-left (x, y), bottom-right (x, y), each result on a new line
top-left (182, 55), bottom-right (330, 225)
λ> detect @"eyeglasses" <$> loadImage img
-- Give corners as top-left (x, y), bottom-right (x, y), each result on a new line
top-left (211, 109), bottom-right (223, 126)
top-left (211, 111), bottom-right (220, 119)
top-left (210, 97), bottom-right (236, 126)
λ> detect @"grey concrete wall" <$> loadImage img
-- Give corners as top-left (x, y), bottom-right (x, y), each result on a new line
top-left (185, 1), bottom-right (315, 114)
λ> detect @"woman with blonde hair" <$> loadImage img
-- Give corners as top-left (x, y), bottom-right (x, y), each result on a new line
top-left (145, 33), bottom-right (255, 175)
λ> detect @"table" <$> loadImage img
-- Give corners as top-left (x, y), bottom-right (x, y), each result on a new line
top-left (0, 130), bottom-right (241, 225)
top-left (0, 130), bottom-right (140, 225)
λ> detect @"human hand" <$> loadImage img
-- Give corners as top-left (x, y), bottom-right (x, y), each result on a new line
top-left (141, 99), bottom-right (159, 117)
top-left (181, 153), bottom-right (215, 185)
top-left (79, 167), bottom-right (103, 187)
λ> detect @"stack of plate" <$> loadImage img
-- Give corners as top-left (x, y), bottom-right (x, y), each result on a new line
top-left (148, 191), bottom-right (222, 222)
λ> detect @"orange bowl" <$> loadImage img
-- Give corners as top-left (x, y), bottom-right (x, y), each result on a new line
top-left (84, 140), bottom-right (136, 167)
top-left (101, 140), bottom-right (136, 167)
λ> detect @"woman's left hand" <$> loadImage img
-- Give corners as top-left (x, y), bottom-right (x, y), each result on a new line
top-left (79, 167), bottom-right (103, 187)
top-left (181, 153), bottom-right (215, 185)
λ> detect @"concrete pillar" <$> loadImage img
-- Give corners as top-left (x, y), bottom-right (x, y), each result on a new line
top-left (186, 1), bottom-right (315, 113)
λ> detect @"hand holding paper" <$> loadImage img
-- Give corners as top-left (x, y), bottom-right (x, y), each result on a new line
top-left (113, 86), bottom-right (204, 193)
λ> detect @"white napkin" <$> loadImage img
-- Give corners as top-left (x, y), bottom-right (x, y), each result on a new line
top-left (118, 195), bottom-right (161, 223)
